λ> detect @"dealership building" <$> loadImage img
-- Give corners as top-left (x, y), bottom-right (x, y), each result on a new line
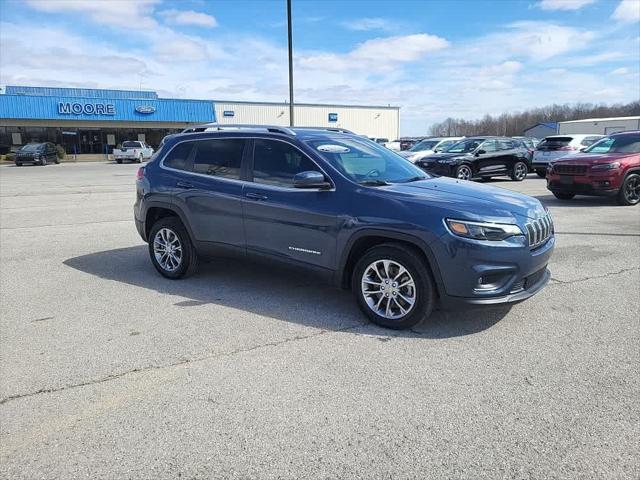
top-left (0, 86), bottom-right (400, 154)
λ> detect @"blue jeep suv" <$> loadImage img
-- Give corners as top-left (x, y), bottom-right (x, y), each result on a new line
top-left (134, 125), bottom-right (554, 329)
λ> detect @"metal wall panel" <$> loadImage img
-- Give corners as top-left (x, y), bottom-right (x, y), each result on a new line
top-left (214, 102), bottom-right (399, 140)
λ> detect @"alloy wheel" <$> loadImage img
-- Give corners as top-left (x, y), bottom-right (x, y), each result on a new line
top-left (361, 259), bottom-right (416, 320)
top-left (153, 228), bottom-right (183, 272)
top-left (514, 162), bottom-right (527, 180)
top-left (625, 176), bottom-right (640, 204)
top-left (456, 165), bottom-right (472, 181)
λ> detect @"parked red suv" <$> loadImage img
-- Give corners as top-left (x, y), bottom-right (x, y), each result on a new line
top-left (546, 131), bottom-right (640, 206)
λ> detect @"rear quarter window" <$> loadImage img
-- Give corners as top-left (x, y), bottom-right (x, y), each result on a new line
top-left (163, 141), bottom-right (194, 171)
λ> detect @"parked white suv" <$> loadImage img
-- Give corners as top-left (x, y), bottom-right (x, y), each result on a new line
top-left (532, 134), bottom-right (603, 176)
top-left (397, 137), bottom-right (464, 163)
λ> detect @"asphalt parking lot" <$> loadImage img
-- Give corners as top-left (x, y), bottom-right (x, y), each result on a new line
top-left (1, 161), bottom-right (638, 479)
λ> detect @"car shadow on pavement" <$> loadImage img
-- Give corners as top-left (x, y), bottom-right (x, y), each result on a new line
top-left (533, 194), bottom-right (618, 208)
top-left (63, 246), bottom-right (510, 339)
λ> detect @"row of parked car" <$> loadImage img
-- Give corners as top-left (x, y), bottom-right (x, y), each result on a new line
top-left (387, 132), bottom-right (639, 206)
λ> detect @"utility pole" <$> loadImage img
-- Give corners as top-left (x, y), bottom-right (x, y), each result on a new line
top-left (287, 0), bottom-right (294, 126)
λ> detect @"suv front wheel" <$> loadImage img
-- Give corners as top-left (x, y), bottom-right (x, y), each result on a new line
top-left (352, 244), bottom-right (436, 329)
top-left (148, 217), bottom-right (198, 279)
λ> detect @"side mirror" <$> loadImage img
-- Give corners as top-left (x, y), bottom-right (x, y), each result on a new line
top-left (475, 149), bottom-right (486, 156)
top-left (579, 147), bottom-right (587, 152)
top-left (293, 171), bottom-right (331, 189)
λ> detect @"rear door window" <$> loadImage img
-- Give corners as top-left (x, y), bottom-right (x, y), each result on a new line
top-left (191, 139), bottom-right (245, 179)
top-left (252, 139), bottom-right (319, 187)
top-left (497, 139), bottom-right (514, 150)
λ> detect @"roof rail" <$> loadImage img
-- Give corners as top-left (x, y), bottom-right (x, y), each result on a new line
top-left (181, 124), bottom-right (296, 135)
top-left (291, 126), bottom-right (355, 134)
top-left (180, 124), bottom-right (357, 135)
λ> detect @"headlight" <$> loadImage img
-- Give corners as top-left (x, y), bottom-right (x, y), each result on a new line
top-left (438, 158), bottom-right (459, 164)
top-left (591, 162), bottom-right (620, 171)
top-left (445, 219), bottom-right (523, 241)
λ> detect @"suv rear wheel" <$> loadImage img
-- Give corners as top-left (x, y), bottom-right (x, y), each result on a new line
top-left (352, 244), bottom-right (436, 329)
top-left (510, 161), bottom-right (528, 181)
top-left (148, 217), bottom-right (198, 279)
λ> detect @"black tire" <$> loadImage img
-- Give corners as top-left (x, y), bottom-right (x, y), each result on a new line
top-left (40, 157), bottom-right (47, 166)
top-left (510, 161), bottom-right (528, 181)
top-left (617, 173), bottom-right (640, 206)
top-left (553, 192), bottom-right (575, 200)
top-left (15, 162), bottom-right (22, 167)
top-left (455, 164), bottom-right (473, 181)
top-left (352, 243), bottom-right (436, 330)
top-left (54, 157), bottom-right (60, 164)
top-left (116, 159), bottom-right (122, 164)
top-left (536, 170), bottom-right (546, 178)
top-left (137, 155), bottom-right (143, 163)
top-left (148, 217), bottom-right (198, 279)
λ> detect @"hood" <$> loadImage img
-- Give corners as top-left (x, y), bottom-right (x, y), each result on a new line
top-left (379, 176), bottom-right (546, 222)
top-left (553, 152), bottom-right (637, 165)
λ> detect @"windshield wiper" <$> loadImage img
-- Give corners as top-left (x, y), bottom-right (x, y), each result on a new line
top-left (359, 179), bottom-right (391, 186)
top-left (400, 176), bottom-right (427, 183)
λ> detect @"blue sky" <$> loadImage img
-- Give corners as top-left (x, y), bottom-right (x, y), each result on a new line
top-left (1, 0), bottom-right (638, 134)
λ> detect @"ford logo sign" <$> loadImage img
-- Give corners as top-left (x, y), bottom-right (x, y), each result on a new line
top-left (135, 105), bottom-right (156, 114)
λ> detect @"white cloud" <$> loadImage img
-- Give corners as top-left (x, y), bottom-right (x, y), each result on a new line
top-left (298, 33), bottom-right (449, 73)
top-left (609, 67), bottom-right (629, 75)
top-left (160, 9), bottom-right (218, 28)
top-left (24, 0), bottom-right (159, 28)
top-left (538, 0), bottom-right (596, 10)
top-left (342, 18), bottom-right (396, 31)
top-left (611, 0), bottom-right (640, 23)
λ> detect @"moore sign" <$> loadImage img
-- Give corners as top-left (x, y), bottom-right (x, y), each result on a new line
top-left (58, 102), bottom-right (116, 116)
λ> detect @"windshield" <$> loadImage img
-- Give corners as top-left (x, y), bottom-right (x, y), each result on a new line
top-left (444, 138), bottom-right (484, 153)
top-left (409, 140), bottom-right (439, 152)
top-left (584, 134), bottom-right (640, 154)
top-left (122, 141), bottom-right (141, 148)
top-left (19, 143), bottom-right (43, 152)
top-left (307, 137), bottom-right (429, 184)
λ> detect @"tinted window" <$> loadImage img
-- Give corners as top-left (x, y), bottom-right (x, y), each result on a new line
top-left (122, 141), bottom-right (141, 148)
top-left (164, 141), bottom-right (194, 171)
top-left (20, 143), bottom-right (43, 152)
top-left (481, 140), bottom-right (498, 152)
top-left (445, 139), bottom-right (485, 153)
top-left (253, 140), bottom-right (319, 187)
top-left (498, 140), bottom-right (514, 150)
top-left (192, 139), bottom-right (244, 179)
top-left (539, 137), bottom-right (572, 148)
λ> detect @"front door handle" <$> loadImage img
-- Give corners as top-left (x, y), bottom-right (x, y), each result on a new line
top-left (245, 192), bottom-right (268, 201)
top-left (176, 181), bottom-right (194, 189)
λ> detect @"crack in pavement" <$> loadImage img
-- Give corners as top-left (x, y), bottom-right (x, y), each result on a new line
top-left (549, 267), bottom-right (639, 286)
top-left (0, 322), bottom-right (367, 407)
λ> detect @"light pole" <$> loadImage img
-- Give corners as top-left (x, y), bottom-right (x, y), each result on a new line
top-left (287, 0), bottom-right (294, 126)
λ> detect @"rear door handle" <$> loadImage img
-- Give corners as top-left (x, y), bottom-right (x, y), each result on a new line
top-left (245, 192), bottom-right (268, 201)
top-left (176, 181), bottom-right (194, 189)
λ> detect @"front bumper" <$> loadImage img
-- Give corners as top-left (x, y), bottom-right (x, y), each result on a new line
top-left (416, 162), bottom-right (455, 177)
top-left (547, 174), bottom-right (621, 197)
top-left (431, 231), bottom-right (555, 309)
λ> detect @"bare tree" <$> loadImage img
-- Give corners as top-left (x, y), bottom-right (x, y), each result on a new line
top-left (427, 100), bottom-right (640, 137)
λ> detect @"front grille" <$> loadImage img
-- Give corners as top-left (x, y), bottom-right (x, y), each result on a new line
top-left (525, 213), bottom-right (554, 249)
top-left (553, 164), bottom-right (587, 175)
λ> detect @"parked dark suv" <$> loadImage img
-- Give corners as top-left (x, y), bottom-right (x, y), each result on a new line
top-left (134, 125), bottom-right (554, 329)
top-left (415, 136), bottom-right (531, 181)
top-left (14, 142), bottom-right (59, 166)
